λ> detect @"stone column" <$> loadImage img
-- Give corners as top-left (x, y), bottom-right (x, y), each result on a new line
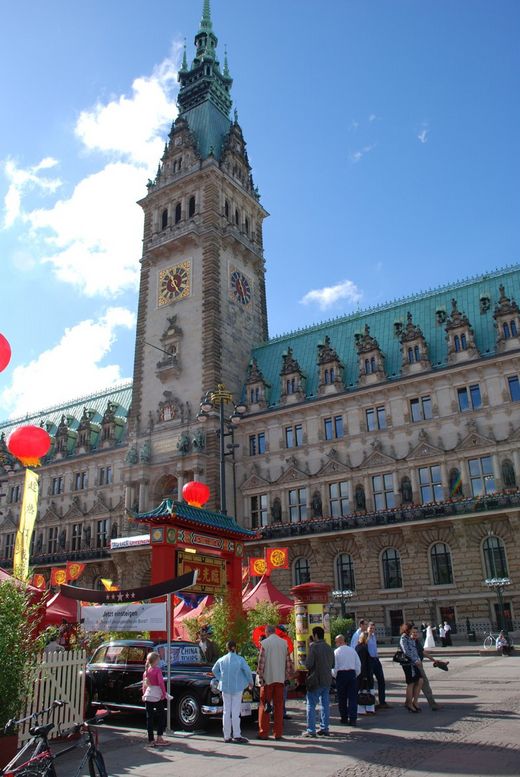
top-left (491, 454), bottom-right (502, 491)
top-left (138, 480), bottom-right (148, 512)
top-left (410, 468), bottom-right (419, 504)
top-left (124, 484), bottom-right (133, 510)
top-left (440, 462), bottom-right (449, 501)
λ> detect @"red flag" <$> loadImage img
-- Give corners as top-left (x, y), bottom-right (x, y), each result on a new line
top-left (66, 561), bottom-right (86, 581)
top-left (249, 557), bottom-right (268, 577)
top-left (31, 573), bottom-right (47, 590)
top-left (50, 567), bottom-right (67, 586)
top-left (266, 547), bottom-right (289, 571)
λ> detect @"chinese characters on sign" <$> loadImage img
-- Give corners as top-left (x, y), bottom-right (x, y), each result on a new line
top-left (177, 550), bottom-right (226, 594)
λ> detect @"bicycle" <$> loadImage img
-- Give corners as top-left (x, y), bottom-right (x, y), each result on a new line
top-left (2, 700), bottom-right (108, 777)
top-left (482, 631), bottom-right (499, 649)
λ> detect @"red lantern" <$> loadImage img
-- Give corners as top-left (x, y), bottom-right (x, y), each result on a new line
top-left (7, 425), bottom-right (51, 467)
top-left (0, 333), bottom-right (11, 373)
top-left (182, 480), bottom-right (210, 507)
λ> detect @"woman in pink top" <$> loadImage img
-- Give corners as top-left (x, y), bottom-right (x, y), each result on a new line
top-left (142, 651), bottom-right (169, 747)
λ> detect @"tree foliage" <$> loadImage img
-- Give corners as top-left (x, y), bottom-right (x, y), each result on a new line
top-left (330, 616), bottom-right (355, 644)
top-left (0, 580), bottom-right (43, 732)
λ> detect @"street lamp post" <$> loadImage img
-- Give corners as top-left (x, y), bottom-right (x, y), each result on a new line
top-left (331, 589), bottom-right (354, 619)
top-left (484, 577), bottom-right (512, 635)
top-left (197, 384), bottom-right (246, 514)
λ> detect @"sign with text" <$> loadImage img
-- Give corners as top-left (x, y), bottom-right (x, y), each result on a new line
top-left (81, 602), bottom-right (166, 632)
top-left (177, 550), bottom-right (226, 594)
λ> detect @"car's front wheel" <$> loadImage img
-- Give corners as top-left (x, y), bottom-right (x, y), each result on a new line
top-left (173, 693), bottom-right (203, 730)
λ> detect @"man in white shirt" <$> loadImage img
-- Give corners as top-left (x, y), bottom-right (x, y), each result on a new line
top-left (350, 618), bottom-right (366, 649)
top-left (333, 635), bottom-right (361, 725)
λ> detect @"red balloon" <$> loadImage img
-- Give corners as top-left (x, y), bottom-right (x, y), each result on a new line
top-left (7, 425), bottom-right (51, 467)
top-left (182, 480), bottom-right (210, 507)
top-left (252, 624), bottom-right (294, 653)
top-left (0, 333), bottom-right (11, 372)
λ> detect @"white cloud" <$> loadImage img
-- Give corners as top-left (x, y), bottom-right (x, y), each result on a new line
top-left (3, 157), bottom-right (61, 228)
top-left (417, 122), bottom-right (429, 144)
top-left (350, 144), bottom-right (376, 163)
top-left (0, 307), bottom-right (135, 419)
top-left (368, 113), bottom-right (377, 122)
top-left (2, 48), bottom-right (181, 296)
top-left (300, 279), bottom-right (363, 310)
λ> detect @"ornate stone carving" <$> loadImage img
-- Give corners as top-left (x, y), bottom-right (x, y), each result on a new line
top-left (317, 336), bottom-right (344, 393)
top-left (445, 298), bottom-right (479, 361)
top-left (398, 312), bottom-right (431, 373)
top-left (280, 347), bottom-right (306, 403)
top-left (494, 284), bottom-right (520, 352)
top-left (355, 325), bottom-right (386, 384)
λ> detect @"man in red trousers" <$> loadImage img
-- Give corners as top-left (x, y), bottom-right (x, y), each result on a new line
top-left (257, 624), bottom-right (294, 740)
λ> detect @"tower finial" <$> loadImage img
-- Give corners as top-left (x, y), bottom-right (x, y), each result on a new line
top-left (223, 45), bottom-right (230, 78)
top-left (181, 38), bottom-right (188, 71)
top-left (200, 0), bottom-right (212, 31)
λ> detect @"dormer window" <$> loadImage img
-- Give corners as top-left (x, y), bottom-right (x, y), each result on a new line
top-left (161, 209), bottom-right (168, 230)
top-left (445, 298), bottom-right (479, 363)
top-left (408, 345), bottom-right (421, 363)
top-left (286, 377), bottom-right (296, 394)
top-left (494, 284), bottom-right (520, 352)
top-left (398, 312), bottom-right (430, 375)
top-left (454, 333), bottom-right (467, 352)
top-left (317, 336), bottom-right (343, 395)
top-left (355, 325), bottom-right (385, 386)
top-left (280, 347), bottom-right (306, 404)
top-left (246, 358), bottom-right (270, 409)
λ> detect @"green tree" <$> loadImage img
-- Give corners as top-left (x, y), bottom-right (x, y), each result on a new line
top-left (330, 616), bottom-right (354, 644)
top-left (0, 579), bottom-right (43, 732)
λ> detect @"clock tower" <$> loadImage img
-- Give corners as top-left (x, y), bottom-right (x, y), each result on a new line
top-left (126, 0), bottom-right (268, 512)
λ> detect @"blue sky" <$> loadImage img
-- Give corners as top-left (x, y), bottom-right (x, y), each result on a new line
top-left (1, 0), bottom-right (519, 420)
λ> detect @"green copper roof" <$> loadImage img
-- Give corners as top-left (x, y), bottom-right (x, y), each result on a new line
top-left (0, 382), bottom-right (132, 454)
top-left (132, 498), bottom-right (255, 537)
top-left (176, 0), bottom-right (233, 161)
top-left (249, 265), bottom-right (520, 407)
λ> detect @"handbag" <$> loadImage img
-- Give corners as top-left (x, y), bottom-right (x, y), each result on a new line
top-left (392, 650), bottom-right (411, 665)
top-left (357, 689), bottom-right (375, 706)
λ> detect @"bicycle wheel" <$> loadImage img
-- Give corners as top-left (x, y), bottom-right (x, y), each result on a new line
top-left (483, 635), bottom-right (493, 649)
top-left (15, 763), bottom-right (56, 777)
top-left (88, 751), bottom-right (108, 777)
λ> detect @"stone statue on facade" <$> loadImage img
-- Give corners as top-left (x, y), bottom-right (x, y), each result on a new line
top-left (355, 484), bottom-right (366, 511)
top-left (311, 490), bottom-right (323, 518)
top-left (502, 459), bottom-right (516, 488)
top-left (140, 441), bottom-right (151, 463)
top-left (125, 446), bottom-right (138, 465)
top-left (177, 433), bottom-right (190, 455)
top-left (400, 476), bottom-right (413, 504)
top-left (271, 497), bottom-right (282, 522)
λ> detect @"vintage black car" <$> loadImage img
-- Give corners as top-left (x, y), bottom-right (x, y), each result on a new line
top-left (85, 639), bottom-right (257, 730)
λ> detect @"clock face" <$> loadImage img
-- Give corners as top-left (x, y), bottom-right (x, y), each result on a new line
top-left (230, 269), bottom-right (252, 305)
top-left (158, 262), bottom-right (191, 306)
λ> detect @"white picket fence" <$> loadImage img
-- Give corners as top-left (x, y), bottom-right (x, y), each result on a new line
top-left (17, 650), bottom-right (87, 745)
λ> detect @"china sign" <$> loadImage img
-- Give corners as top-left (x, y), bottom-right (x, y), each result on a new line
top-left (177, 550), bottom-right (226, 594)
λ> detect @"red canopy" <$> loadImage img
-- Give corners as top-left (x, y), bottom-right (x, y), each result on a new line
top-left (45, 590), bottom-right (79, 626)
top-left (242, 575), bottom-right (294, 619)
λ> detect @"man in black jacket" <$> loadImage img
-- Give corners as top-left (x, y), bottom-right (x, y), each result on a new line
top-left (302, 626), bottom-right (334, 737)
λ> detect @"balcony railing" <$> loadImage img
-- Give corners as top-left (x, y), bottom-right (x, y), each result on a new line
top-left (257, 490), bottom-right (520, 541)
top-left (0, 545), bottom-right (111, 569)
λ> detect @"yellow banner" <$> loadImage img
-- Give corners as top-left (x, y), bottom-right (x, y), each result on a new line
top-left (13, 468), bottom-right (39, 580)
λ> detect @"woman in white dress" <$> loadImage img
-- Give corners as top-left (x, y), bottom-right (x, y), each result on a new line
top-left (424, 624), bottom-right (436, 649)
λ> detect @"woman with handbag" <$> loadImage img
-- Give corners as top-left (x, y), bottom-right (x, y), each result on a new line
top-left (399, 623), bottom-right (424, 713)
top-left (142, 651), bottom-right (170, 747)
top-left (355, 632), bottom-right (376, 715)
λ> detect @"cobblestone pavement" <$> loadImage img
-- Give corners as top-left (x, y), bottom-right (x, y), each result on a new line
top-left (52, 655), bottom-right (520, 777)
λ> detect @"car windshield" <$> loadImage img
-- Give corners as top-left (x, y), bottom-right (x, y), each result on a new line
top-left (157, 644), bottom-right (206, 665)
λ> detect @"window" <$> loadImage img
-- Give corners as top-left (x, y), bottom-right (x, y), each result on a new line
top-left (249, 433), bottom-right (266, 456)
top-left (175, 202), bottom-right (182, 224)
top-left (224, 200), bottom-right (229, 219)
top-left (366, 406), bottom-right (386, 431)
top-left (418, 465), bottom-right (443, 503)
top-left (328, 481), bottom-right (349, 517)
top-left (71, 523), bottom-right (82, 551)
top-left (410, 396), bottom-right (432, 422)
top-left (335, 553), bottom-right (355, 590)
top-left (9, 485), bottom-right (21, 503)
top-left (285, 424), bottom-right (303, 448)
top-left (372, 474), bottom-right (395, 510)
top-left (324, 367), bottom-right (336, 384)
top-left (457, 384), bottom-right (481, 411)
top-left (468, 456), bottom-right (495, 496)
top-left (74, 471), bottom-right (88, 491)
top-left (251, 494), bottom-right (268, 528)
top-left (47, 527), bottom-right (58, 554)
top-left (235, 208), bottom-right (240, 226)
top-left (286, 377), bottom-right (296, 394)
top-left (288, 488), bottom-right (307, 522)
top-left (483, 536), bottom-right (508, 578)
top-left (407, 345), bottom-right (421, 363)
top-left (431, 543), bottom-right (453, 585)
top-left (51, 476), bottom-right (64, 495)
top-left (454, 333), bottom-right (468, 352)
top-left (245, 216), bottom-right (249, 235)
top-left (503, 320), bottom-right (517, 338)
top-left (188, 196), bottom-right (195, 218)
top-left (364, 356), bottom-right (377, 374)
top-left (161, 208), bottom-right (168, 230)
top-left (508, 376), bottom-right (520, 402)
top-left (98, 466), bottom-right (113, 486)
top-left (381, 548), bottom-right (402, 589)
top-left (324, 416), bottom-right (344, 440)
top-left (293, 557), bottom-right (310, 585)
top-left (249, 387), bottom-right (260, 403)
top-left (4, 533), bottom-right (15, 560)
top-left (96, 519), bottom-right (109, 548)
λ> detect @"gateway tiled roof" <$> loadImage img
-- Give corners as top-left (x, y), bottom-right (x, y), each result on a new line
top-left (132, 498), bottom-right (256, 537)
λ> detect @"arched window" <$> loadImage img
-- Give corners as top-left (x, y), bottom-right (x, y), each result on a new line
top-left (235, 209), bottom-right (240, 226)
top-left (330, 367), bottom-right (335, 383)
top-left (370, 356), bottom-right (376, 373)
top-left (245, 216), bottom-right (249, 235)
top-left (161, 208), bottom-right (168, 230)
top-left (255, 387), bottom-right (260, 402)
top-left (225, 200), bottom-right (229, 219)
top-left (324, 369), bottom-right (330, 384)
top-left (408, 347), bottom-right (414, 364)
top-left (414, 345), bottom-right (420, 362)
top-left (293, 557), bottom-right (310, 586)
top-left (286, 377), bottom-right (295, 394)
top-left (188, 196), bottom-right (195, 218)
top-left (511, 320), bottom-right (518, 336)
top-left (460, 333), bottom-right (467, 350)
top-left (503, 322), bottom-right (510, 339)
top-left (454, 335), bottom-right (461, 352)
top-left (175, 203), bottom-right (182, 224)
top-left (364, 358), bottom-right (370, 374)
top-left (381, 548), bottom-right (402, 589)
top-left (430, 542), bottom-right (453, 585)
top-left (483, 536), bottom-right (508, 579)
top-left (335, 553), bottom-right (355, 591)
